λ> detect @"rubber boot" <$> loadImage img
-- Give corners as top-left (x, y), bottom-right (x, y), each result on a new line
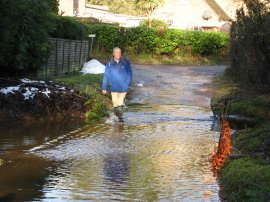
top-left (117, 106), bottom-right (124, 122)
top-left (114, 106), bottom-right (124, 122)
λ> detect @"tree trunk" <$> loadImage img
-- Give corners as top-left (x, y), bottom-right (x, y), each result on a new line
top-left (147, 10), bottom-right (153, 28)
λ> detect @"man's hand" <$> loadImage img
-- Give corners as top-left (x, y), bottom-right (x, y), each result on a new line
top-left (102, 90), bottom-right (107, 94)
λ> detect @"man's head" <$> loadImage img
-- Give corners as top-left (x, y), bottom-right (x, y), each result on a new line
top-left (113, 47), bottom-right (121, 60)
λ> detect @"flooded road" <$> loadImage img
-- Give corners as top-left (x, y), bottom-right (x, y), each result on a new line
top-left (0, 65), bottom-right (226, 201)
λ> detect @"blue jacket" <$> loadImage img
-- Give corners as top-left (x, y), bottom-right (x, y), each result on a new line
top-left (102, 57), bottom-right (132, 92)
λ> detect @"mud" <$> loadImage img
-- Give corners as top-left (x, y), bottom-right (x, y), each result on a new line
top-left (0, 79), bottom-right (87, 124)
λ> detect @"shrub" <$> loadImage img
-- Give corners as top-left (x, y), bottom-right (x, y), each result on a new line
top-left (186, 31), bottom-right (229, 55)
top-left (87, 24), bottom-right (120, 52)
top-left (0, 0), bottom-right (54, 76)
top-left (139, 19), bottom-right (168, 30)
top-left (44, 0), bottom-right (59, 13)
top-left (85, 102), bottom-right (109, 121)
top-left (49, 16), bottom-right (88, 40)
top-left (87, 24), bottom-right (229, 56)
top-left (227, 1), bottom-right (270, 89)
top-left (155, 29), bottom-right (187, 54)
top-left (77, 17), bottom-right (100, 25)
top-left (124, 27), bottom-right (159, 54)
top-left (84, 85), bottom-right (109, 122)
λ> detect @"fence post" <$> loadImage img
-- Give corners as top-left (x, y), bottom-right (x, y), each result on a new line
top-left (46, 57), bottom-right (49, 78)
top-left (67, 40), bottom-right (71, 74)
top-left (55, 39), bottom-right (58, 76)
top-left (62, 40), bottom-right (65, 75)
top-left (74, 42), bottom-right (77, 73)
top-left (79, 40), bottom-right (83, 69)
top-left (87, 34), bottom-right (96, 60)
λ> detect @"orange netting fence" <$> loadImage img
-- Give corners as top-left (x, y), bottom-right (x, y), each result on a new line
top-left (211, 120), bottom-right (232, 176)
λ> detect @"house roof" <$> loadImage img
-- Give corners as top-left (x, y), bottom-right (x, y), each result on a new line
top-left (205, 0), bottom-right (232, 21)
top-left (85, 4), bottom-right (109, 11)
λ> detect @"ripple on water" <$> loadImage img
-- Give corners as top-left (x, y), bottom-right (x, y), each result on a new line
top-left (27, 104), bottom-right (221, 201)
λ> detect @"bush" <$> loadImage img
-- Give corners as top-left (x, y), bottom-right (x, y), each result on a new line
top-left (124, 27), bottom-right (159, 54)
top-left (0, 0), bottom-right (54, 76)
top-left (155, 29), bottom-right (188, 54)
top-left (186, 31), bottom-right (229, 55)
top-left (220, 158), bottom-right (270, 202)
top-left (87, 24), bottom-right (120, 52)
top-left (87, 24), bottom-right (229, 56)
top-left (85, 102), bottom-right (109, 121)
top-left (84, 86), bottom-right (109, 122)
top-left (139, 19), bottom-right (168, 30)
top-left (50, 16), bottom-right (88, 40)
top-left (44, 0), bottom-right (59, 13)
top-left (227, 1), bottom-right (270, 89)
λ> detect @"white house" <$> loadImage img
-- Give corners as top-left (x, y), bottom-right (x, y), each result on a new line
top-left (58, 0), bottom-right (242, 31)
top-left (58, 0), bottom-right (86, 16)
top-left (154, 0), bottom-right (242, 31)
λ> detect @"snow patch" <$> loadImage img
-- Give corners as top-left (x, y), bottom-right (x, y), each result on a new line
top-left (20, 78), bottom-right (45, 84)
top-left (23, 87), bottom-right (39, 100)
top-left (42, 88), bottom-right (51, 98)
top-left (0, 86), bottom-right (20, 94)
top-left (80, 59), bottom-right (105, 74)
top-left (57, 86), bottom-right (66, 90)
top-left (0, 78), bottom-right (68, 100)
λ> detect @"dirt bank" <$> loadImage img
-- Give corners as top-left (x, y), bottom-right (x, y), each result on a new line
top-left (0, 78), bottom-right (87, 124)
top-left (211, 75), bottom-right (270, 201)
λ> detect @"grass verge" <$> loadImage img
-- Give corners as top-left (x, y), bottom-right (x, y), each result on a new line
top-left (212, 74), bottom-right (270, 201)
top-left (52, 72), bottom-right (111, 123)
top-left (220, 157), bottom-right (270, 202)
top-left (211, 75), bottom-right (270, 120)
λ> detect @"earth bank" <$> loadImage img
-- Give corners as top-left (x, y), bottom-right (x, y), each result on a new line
top-left (211, 75), bottom-right (270, 201)
top-left (0, 74), bottom-right (111, 124)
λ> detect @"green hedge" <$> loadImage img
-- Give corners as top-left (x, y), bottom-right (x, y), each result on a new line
top-left (50, 15), bottom-right (88, 40)
top-left (87, 24), bottom-right (229, 56)
top-left (87, 25), bottom-right (121, 52)
top-left (0, 0), bottom-right (89, 76)
top-left (139, 19), bottom-right (168, 30)
top-left (124, 27), bottom-right (159, 54)
top-left (44, 0), bottom-right (59, 13)
top-left (0, 0), bottom-right (54, 76)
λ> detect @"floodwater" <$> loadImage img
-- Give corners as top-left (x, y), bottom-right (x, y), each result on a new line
top-left (0, 65), bottom-right (226, 201)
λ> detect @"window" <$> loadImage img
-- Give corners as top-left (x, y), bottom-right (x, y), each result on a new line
top-left (167, 19), bottom-right (173, 26)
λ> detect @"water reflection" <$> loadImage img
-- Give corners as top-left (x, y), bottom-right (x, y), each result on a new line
top-left (26, 104), bottom-right (221, 201)
top-left (103, 124), bottom-right (129, 185)
top-left (0, 119), bottom-right (84, 151)
top-left (0, 104), bottom-right (220, 201)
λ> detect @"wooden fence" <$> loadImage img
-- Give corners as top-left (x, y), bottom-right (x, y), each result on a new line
top-left (37, 38), bottom-right (89, 78)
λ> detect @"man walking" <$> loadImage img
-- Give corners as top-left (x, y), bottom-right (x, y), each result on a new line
top-left (102, 47), bottom-right (132, 122)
